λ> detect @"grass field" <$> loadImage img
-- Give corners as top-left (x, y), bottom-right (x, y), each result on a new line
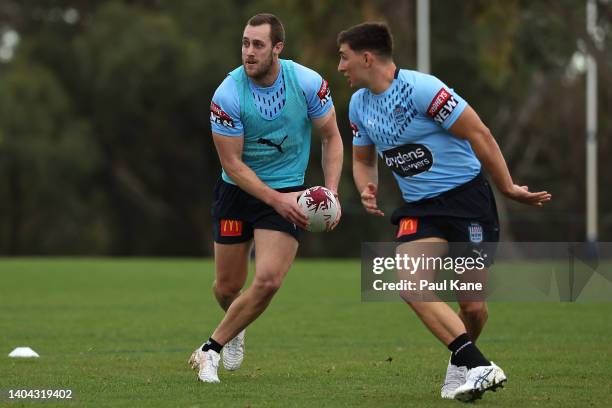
top-left (1, 259), bottom-right (611, 407)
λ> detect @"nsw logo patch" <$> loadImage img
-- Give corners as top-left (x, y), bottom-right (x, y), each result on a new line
top-left (393, 104), bottom-right (408, 127)
top-left (468, 222), bottom-right (483, 244)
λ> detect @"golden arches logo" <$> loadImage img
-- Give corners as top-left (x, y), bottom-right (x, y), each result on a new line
top-left (220, 219), bottom-right (243, 237)
top-left (397, 217), bottom-right (417, 238)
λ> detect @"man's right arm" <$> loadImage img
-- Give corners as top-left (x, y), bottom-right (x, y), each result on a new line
top-left (353, 144), bottom-right (384, 217)
top-left (350, 94), bottom-right (384, 217)
top-left (212, 132), bottom-right (309, 228)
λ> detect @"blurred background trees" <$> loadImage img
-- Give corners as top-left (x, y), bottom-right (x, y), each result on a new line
top-left (0, 0), bottom-right (610, 256)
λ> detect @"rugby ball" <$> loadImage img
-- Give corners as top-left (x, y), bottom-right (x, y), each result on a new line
top-left (297, 186), bottom-right (340, 232)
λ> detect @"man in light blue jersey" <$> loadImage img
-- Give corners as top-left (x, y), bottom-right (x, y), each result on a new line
top-left (337, 22), bottom-right (550, 402)
top-left (189, 13), bottom-right (343, 383)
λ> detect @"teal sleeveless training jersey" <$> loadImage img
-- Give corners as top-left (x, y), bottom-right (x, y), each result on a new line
top-left (222, 60), bottom-right (312, 188)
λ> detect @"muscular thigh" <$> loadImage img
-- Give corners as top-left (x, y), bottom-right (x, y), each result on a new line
top-left (396, 237), bottom-right (449, 289)
top-left (214, 241), bottom-right (252, 288)
top-left (253, 229), bottom-right (298, 283)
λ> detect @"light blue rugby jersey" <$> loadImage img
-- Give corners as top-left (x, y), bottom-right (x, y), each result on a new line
top-left (350, 69), bottom-right (481, 202)
top-left (210, 60), bottom-right (333, 188)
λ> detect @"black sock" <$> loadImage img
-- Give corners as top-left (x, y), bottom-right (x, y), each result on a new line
top-left (448, 333), bottom-right (490, 369)
top-left (201, 337), bottom-right (223, 353)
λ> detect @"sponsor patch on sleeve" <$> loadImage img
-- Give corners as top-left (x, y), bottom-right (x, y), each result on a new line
top-left (426, 88), bottom-right (459, 125)
top-left (350, 122), bottom-right (360, 138)
top-left (210, 101), bottom-right (235, 128)
top-left (317, 79), bottom-right (331, 107)
top-left (397, 217), bottom-right (418, 238)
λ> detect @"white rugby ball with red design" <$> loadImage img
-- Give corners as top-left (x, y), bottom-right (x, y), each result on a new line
top-left (297, 186), bottom-right (340, 232)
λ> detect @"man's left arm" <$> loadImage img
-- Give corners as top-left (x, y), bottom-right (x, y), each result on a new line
top-left (295, 62), bottom-right (344, 196)
top-left (449, 106), bottom-right (551, 207)
top-left (312, 106), bottom-right (343, 196)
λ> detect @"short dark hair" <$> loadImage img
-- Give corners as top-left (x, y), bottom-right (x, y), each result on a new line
top-left (337, 22), bottom-right (393, 58)
top-left (247, 13), bottom-right (285, 46)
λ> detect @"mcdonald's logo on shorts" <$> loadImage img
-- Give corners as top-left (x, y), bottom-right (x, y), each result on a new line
top-left (397, 217), bottom-right (418, 238)
top-left (220, 219), bottom-right (243, 237)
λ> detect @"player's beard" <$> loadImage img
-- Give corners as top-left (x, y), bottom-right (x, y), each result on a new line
top-left (244, 51), bottom-right (274, 82)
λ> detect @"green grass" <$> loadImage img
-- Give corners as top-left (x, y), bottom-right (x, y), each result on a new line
top-left (1, 259), bottom-right (611, 407)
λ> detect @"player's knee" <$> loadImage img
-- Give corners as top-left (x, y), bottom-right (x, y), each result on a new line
top-left (252, 275), bottom-right (283, 297)
top-left (399, 285), bottom-right (434, 303)
top-left (399, 292), bottom-right (429, 310)
top-left (399, 290), bottom-right (415, 303)
top-left (213, 279), bottom-right (242, 299)
top-left (459, 301), bottom-right (488, 319)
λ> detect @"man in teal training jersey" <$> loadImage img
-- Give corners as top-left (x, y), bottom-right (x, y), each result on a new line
top-left (189, 13), bottom-right (344, 383)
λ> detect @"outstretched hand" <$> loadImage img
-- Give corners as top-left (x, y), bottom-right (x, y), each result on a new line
top-left (504, 185), bottom-right (552, 207)
top-left (360, 183), bottom-right (385, 216)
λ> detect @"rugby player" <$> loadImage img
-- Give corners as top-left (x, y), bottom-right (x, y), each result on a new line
top-left (337, 22), bottom-right (551, 401)
top-left (189, 13), bottom-right (343, 383)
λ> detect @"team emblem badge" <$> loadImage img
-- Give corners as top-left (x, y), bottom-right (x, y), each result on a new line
top-left (469, 222), bottom-right (483, 244)
top-left (393, 104), bottom-right (407, 126)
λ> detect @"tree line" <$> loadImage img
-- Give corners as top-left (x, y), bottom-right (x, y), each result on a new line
top-left (0, 0), bottom-right (610, 256)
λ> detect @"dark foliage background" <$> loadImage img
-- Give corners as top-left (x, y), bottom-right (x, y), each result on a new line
top-left (0, 0), bottom-right (610, 256)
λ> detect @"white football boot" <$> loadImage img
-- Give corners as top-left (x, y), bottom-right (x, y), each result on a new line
top-left (222, 329), bottom-right (245, 371)
top-left (440, 357), bottom-right (468, 399)
top-left (188, 348), bottom-right (220, 383)
top-left (453, 362), bottom-right (507, 402)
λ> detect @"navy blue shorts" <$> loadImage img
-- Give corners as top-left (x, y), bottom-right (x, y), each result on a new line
top-left (391, 173), bottom-right (499, 265)
top-left (211, 179), bottom-right (304, 244)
